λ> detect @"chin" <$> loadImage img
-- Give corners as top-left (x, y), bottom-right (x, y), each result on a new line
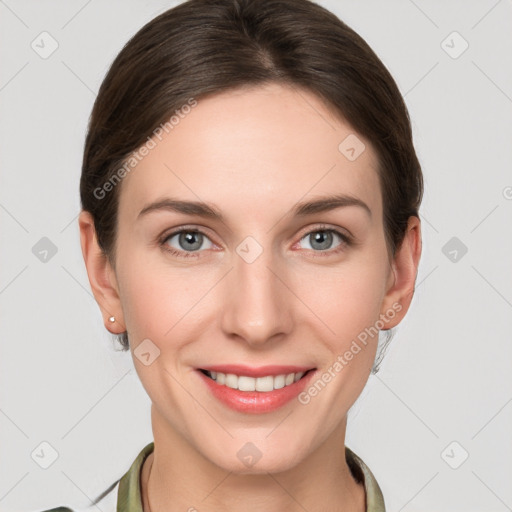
top-left (204, 441), bottom-right (307, 475)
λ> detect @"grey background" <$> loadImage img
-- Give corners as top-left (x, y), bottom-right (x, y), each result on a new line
top-left (1, 0), bottom-right (511, 511)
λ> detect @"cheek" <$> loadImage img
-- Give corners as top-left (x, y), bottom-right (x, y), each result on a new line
top-left (115, 247), bottom-right (216, 344)
top-left (295, 255), bottom-right (389, 411)
top-left (295, 253), bottom-right (389, 344)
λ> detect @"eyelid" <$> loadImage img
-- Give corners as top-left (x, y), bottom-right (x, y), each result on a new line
top-left (295, 222), bottom-right (353, 242)
top-left (160, 224), bottom-right (217, 242)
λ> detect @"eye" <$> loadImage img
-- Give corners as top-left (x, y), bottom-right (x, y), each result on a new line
top-left (297, 227), bottom-right (351, 255)
top-left (161, 228), bottom-right (213, 257)
top-left (159, 225), bottom-right (352, 259)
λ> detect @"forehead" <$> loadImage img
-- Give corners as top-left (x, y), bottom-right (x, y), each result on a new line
top-left (118, 83), bottom-right (382, 223)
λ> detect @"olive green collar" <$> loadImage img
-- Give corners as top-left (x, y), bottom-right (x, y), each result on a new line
top-left (117, 442), bottom-right (385, 511)
top-left (116, 442), bottom-right (154, 512)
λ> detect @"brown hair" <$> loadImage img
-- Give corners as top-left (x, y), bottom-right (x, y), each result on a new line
top-left (80, 0), bottom-right (423, 358)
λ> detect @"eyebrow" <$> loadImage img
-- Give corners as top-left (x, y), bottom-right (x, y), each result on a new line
top-left (137, 193), bottom-right (371, 221)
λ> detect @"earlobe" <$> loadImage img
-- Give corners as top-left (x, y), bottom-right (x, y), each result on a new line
top-left (78, 210), bottom-right (126, 334)
top-left (380, 216), bottom-right (422, 329)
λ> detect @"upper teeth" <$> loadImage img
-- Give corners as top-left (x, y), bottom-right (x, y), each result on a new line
top-left (207, 371), bottom-right (305, 392)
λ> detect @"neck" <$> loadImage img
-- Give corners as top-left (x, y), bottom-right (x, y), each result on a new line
top-left (141, 405), bottom-right (365, 512)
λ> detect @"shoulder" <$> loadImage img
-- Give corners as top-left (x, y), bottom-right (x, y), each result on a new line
top-left (36, 441), bottom-right (153, 512)
top-left (40, 509), bottom-right (74, 512)
top-left (346, 446), bottom-right (386, 512)
top-left (38, 479), bottom-right (119, 512)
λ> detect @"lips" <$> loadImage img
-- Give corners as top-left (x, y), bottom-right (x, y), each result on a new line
top-left (196, 364), bottom-right (317, 414)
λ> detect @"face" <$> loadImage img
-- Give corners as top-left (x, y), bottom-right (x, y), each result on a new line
top-left (101, 83), bottom-right (400, 473)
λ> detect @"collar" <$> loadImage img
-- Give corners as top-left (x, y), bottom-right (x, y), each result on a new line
top-left (117, 442), bottom-right (385, 511)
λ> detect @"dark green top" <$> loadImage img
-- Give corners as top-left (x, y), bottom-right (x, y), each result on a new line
top-left (42, 442), bottom-right (386, 511)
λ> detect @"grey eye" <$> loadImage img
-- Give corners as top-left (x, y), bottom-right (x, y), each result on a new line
top-left (299, 230), bottom-right (342, 251)
top-left (166, 231), bottom-right (213, 252)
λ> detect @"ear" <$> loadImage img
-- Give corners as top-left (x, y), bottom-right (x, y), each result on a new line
top-left (380, 216), bottom-right (422, 328)
top-left (78, 210), bottom-right (126, 334)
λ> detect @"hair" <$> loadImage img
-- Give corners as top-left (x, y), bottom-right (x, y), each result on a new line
top-left (80, 0), bottom-right (423, 371)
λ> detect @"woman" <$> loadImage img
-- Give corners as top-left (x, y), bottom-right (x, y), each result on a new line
top-left (44, 0), bottom-right (422, 510)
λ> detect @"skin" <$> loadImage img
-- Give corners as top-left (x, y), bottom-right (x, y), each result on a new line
top-left (79, 82), bottom-right (421, 511)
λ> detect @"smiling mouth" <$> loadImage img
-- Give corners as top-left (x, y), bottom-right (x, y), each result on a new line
top-left (199, 369), bottom-right (315, 392)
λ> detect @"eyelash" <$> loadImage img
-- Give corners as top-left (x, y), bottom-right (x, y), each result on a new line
top-left (158, 224), bottom-right (353, 259)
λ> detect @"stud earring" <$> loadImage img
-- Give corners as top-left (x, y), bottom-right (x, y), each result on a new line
top-left (109, 316), bottom-right (116, 323)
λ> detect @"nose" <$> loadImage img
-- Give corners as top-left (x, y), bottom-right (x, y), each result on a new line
top-left (220, 241), bottom-right (293, 347)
